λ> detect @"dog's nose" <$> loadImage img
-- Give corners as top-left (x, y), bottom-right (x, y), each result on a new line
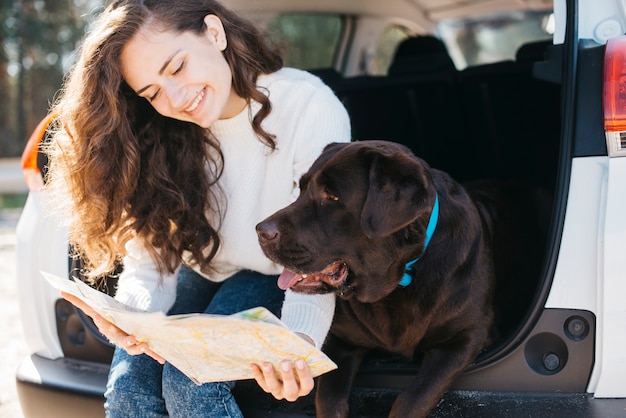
top-left (256, 220), bottom-right (280, 243)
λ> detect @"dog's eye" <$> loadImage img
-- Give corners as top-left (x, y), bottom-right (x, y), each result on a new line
top-left (322, 190), bottom-right (340, 202)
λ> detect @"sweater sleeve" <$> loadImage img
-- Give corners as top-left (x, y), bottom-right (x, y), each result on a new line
top-left (114, 237), bottom-right (179, 313)
top-left (279, 75), bottom-right (350, 348)
top-left (281, 290), bottom-right (335, 349)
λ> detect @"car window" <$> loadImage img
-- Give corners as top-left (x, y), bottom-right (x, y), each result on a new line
top-left (371, 24), bottom-right (413, 75)
top-left (266, 13), bottom-right (344, 70)
top-left (437, 10), bottom-right (554, 69)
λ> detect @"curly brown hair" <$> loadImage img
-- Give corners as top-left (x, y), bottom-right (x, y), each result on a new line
top-left (45, 0), bottom-right (283, 278)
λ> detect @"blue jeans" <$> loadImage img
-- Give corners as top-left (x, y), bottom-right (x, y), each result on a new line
top-left (104, 267), bottom-right (284, 418)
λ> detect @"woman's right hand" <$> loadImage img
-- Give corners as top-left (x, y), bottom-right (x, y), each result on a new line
top-left (61, 292), bottom-right (165, 364)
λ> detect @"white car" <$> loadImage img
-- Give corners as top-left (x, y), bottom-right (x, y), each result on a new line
top-left (15, 0), bottom-right (626, 416)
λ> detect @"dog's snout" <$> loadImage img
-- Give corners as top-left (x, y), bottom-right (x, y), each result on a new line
top-left (256, 220), bottom-right (280, 243)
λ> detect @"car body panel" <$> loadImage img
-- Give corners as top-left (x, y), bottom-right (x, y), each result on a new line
top-left (547, 157), bottom-right (605, 315)
top-left (16, 191), bottom-right (68, 360)
top-left (16, 355), bottom-right (106, 418)
top-left (545, 157), bottom-right (626, 398)
top-left (575, 0), bottom-right (626, 44)
top-left (592, 156), bottom-right (626, 397)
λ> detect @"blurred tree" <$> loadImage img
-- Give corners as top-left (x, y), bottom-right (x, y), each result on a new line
top-left (0, 2), bottom-right (13, 152)
top-left (267, 14), bottom-right (342, 70)
top-left (1, 0), bottom-right (101, 157)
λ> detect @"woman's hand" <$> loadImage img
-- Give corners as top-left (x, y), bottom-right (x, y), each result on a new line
top-left (60, 292), bottom-right (165, 364)
top-left (250, 359), bottom-right (314, 401)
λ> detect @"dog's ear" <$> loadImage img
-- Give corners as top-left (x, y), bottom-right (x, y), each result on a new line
top-left (360, 151), bottom-right (429, 239)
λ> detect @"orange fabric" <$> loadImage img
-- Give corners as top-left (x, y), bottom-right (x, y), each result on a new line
top-left (21, 112), bottom-right (57, 171)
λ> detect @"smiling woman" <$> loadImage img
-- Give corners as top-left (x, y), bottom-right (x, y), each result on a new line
top-left (41, 0), bottom-right (351, 416)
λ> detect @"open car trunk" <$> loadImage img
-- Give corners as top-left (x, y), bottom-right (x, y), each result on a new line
top-left (51, 11), bottom-right (606, 417)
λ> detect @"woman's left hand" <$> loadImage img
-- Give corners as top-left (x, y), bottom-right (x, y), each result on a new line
top-left (250, 359), bottom-right (314, 401)
top-left (60, 291), bottom-right (165, 364)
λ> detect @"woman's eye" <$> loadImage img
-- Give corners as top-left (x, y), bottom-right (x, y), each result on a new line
top-left (148, 91), bottom-right (159, 102)
top-left (172, 61), bottom-right (185, 75)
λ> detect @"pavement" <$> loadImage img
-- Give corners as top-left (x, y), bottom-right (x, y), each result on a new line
top-left (0, 208), bottom-right (27, 418)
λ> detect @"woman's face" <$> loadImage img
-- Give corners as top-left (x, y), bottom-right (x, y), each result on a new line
top-left (121, 15), bottom-right (245, 128)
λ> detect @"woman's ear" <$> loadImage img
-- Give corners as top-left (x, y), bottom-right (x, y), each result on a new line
top-left (203, 14), bottom-right (227, 51)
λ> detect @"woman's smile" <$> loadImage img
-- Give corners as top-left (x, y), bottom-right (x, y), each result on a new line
top-left (185, 87), bottom-right (206, 113)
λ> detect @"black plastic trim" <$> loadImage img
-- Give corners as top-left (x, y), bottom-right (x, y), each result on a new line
top-left (16, 355), bottom-right (108, 397)
top-left (572, 40), bottom-right (607, 157)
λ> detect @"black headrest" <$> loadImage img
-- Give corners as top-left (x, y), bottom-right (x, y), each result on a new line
top-left (388, 36), bottom-right (456, 76)
top-left (516, 39), bottom-right (552, 62)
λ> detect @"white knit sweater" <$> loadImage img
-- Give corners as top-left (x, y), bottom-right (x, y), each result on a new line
top-left (114, 68), bottom-right (351, 348)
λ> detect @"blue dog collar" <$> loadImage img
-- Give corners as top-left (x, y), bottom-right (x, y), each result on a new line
top-left (399, 193), bottom-right (439, 287)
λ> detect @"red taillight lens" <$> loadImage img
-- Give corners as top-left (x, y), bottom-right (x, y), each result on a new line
top-left (21, 113), bottom-right (55, 191)
top-left (603, 35), bottom-right (626, 156)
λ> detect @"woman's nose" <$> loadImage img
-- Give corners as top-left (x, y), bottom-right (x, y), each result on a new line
top-left (163, 82), bottom-right (187, 110)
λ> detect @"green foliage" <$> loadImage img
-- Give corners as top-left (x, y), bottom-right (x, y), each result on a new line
top-left (0, 0), bottom-right (103, 158)
top-left (267, 14), bottom-right (342, 70)
top-left (0, 193), bottom-right (27, 209)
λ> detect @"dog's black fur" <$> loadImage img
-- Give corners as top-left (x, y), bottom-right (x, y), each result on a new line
top-left (256, 140), bottom-right (549, 418)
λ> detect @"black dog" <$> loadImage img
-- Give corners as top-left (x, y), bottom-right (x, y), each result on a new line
top-left (256, 140), bottom-right (546, 417)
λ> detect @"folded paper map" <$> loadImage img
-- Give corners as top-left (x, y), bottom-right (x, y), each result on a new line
top-left (42, 271), bottom-right (337, 385)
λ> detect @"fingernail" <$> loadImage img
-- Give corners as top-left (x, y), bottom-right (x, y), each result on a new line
top-left (281, 362), bottom-right (291, 372)
top-left (263, 363), bottom-right (272, 373)
top-left (296, 359), bottom-right (305, 369)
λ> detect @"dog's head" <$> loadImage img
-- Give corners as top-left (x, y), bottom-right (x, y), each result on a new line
top-left (256, 140), bottom-right (438, 303)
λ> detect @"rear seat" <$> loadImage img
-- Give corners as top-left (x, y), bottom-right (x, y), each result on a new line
top-left (308, 67), bottom-right (344, 87)
top-left (325, 37), bottom-right (560, 188)
top-left (458, 39), bottom-right (560, 187)
top-left (333, 36), bottom-right (467, 177)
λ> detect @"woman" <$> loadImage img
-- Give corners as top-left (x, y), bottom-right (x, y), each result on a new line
top-left (45, 0), bottom-right (351, 416)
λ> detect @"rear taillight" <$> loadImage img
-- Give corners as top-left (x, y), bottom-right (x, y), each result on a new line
top-left (21, 113), bottom-right (55, 191)
top-left (603, 35), bottom-right (626, 157)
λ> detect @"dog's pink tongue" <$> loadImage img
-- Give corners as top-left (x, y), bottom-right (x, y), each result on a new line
top-left (277, 268), bottom-right (302, 290)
